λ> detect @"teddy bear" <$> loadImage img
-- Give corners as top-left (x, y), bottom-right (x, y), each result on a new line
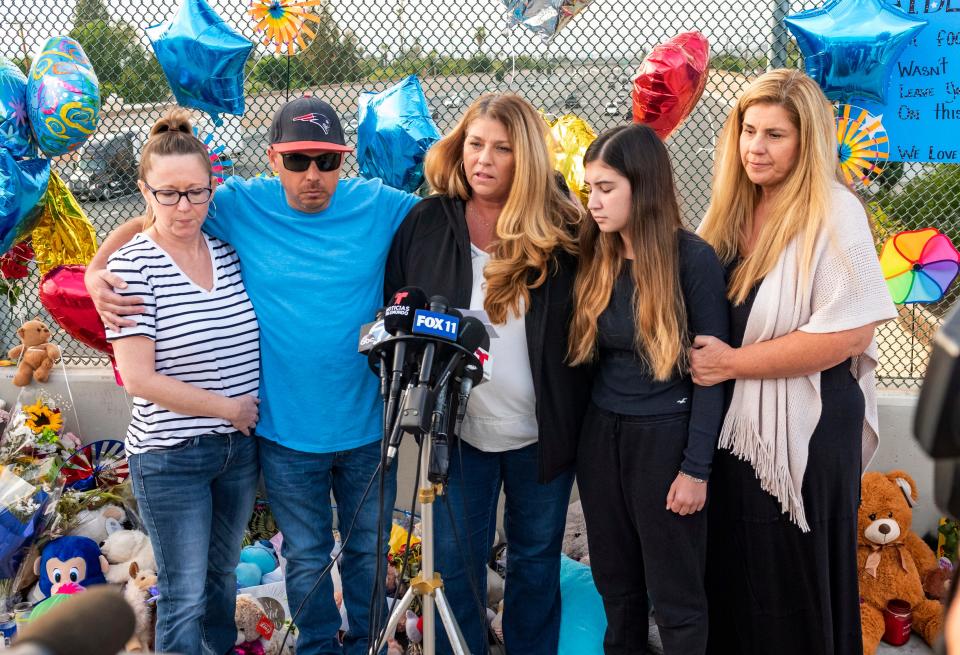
top-left (100, 529), bottom-right (156, 585)
top-left (68, 504), bottom-right (127, 545)
top-left (234, 593), bottom-right (294, 655)
top-left (859, 470), bottom-right (944, 654)
top-left (8, 319), bottom-right (61, 387)
top-left (122, 561), bottom-right (158, 653)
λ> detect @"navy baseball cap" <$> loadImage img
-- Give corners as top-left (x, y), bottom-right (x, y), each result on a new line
top-left (269, 96), bottom-right (353, 154)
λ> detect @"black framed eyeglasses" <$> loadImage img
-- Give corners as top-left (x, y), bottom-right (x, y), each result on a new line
top-left (280, 152), bottom-right (342, 173)
top-left (143, 183), bottom-right (212, 206)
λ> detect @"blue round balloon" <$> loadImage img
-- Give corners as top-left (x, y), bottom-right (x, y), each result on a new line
top-left (26, 36), bottom-right (100, 157)
top-left (0, 57), bottom-right (35, 158)
top-left (0, 149), bottom-right (50, 252)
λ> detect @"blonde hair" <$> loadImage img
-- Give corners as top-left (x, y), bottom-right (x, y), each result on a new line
top-left (699, 69), bottom-right (841, 304)
top-left (424, 93), bottom-right (581, 324)
top-left (568, 125), bottom-right (688, 381)
top-left (139, 107), bottom-right (211, 228)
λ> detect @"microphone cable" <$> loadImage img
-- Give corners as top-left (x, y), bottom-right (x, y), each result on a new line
top-left (276, 457), bottom-right (384, 655)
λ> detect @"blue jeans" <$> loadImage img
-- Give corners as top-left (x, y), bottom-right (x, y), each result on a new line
top-left (259, 437), bottom-right (396, 655)
top-left (434, 441), bottom-right (574, 655)
top-left (129, 433), bottom-right (258, 655)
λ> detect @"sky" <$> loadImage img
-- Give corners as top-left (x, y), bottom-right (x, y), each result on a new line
top-left (0, 0), bottom-right (787, 64)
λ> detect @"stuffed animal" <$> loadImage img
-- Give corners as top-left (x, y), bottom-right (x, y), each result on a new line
top-left (122, 561), bottom-right (158, 653)
top-left (562, 500), bottom-right (590, 565)
top-left (68, 504), bottom-right (126, 544)
top-left (8, 319), bottom-right (61, 386)
top-left (100, 530), bottom-right (156, 585)
top-left (859, 470), bottom-right (944, 654)
top-left (33, 536), bottom-right (109, 597)
top-left (234, 593), bottom-right (291, 655)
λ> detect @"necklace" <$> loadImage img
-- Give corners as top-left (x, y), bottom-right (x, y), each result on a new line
top-left (466, 200), bottom-right (500, 229)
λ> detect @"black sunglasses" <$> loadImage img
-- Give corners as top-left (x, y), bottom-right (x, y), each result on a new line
top-left (280, 152), bottom-right (342, 173)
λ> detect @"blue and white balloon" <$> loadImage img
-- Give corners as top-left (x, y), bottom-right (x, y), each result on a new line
top-left (0, 150), bottom-right (50, 252)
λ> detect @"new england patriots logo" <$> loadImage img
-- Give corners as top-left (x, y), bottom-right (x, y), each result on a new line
top-left (293, 113), bottom-right (331, 134)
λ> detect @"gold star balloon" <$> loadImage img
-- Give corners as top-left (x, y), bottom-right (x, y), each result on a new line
top-left (249, 0), bottom-right (324, 54)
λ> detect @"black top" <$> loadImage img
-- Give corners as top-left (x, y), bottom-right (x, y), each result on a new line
top-left (384, 194), bottom-right (592, 483)
top-left (592, 230), bottom-right (729, 479)
top-left (727, 260), bottom-right (854, 388)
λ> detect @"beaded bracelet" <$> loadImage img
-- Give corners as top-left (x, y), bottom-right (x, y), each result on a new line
top-left (679, 471), bottom-right (706, 484)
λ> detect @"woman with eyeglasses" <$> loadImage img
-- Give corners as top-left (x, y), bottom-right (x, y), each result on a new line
top-left (104, 107), bottom-right (261, 654)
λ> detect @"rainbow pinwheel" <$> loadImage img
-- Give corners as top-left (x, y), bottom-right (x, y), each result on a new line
top-left (193, 127), bottom-right (234, 184)
top-left (836, 104), bottom-right (888, 187)
top-left (61, 439), bottom-right (129, 491)
top-left (248, 0), bottom-right (323, 54)
top-left (880, 228), bottom-right (960, 304)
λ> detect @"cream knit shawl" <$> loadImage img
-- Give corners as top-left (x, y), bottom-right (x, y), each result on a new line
top-left (719, 184), bottom-right (897, 532)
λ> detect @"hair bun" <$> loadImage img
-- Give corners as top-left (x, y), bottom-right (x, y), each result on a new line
top-left (149, 107), bottom-right (194, 138)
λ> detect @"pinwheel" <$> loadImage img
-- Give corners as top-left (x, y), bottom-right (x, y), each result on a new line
top-left (880, 228), bottom-right (960, 304)
top-left (836, 104), bottom-right (888, 187)
top-left (61, 440), bottom-right (128, 491)
top-left (193, 127), bottom-right (234, 184)
top-left (248, 0), bottom-right (324, 54)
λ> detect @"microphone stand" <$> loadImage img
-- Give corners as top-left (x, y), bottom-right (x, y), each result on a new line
top-left (367, 338), bottom-right (477, 655)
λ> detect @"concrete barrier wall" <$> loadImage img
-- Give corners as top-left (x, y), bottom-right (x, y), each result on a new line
top-left (0, 367), bottom-right (941, 535)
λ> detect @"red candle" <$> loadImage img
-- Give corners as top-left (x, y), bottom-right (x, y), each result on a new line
top-left (882, 599), bottom-right (913, 646)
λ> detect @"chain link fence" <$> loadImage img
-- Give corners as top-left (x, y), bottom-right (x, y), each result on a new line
top-left (2, 0), bottom-right (954, 388)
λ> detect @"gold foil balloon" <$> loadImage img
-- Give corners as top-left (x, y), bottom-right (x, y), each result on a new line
top-left (31, 171), bottom-right (98, 276)
top-left (548, 113), bottom-right (596, 206)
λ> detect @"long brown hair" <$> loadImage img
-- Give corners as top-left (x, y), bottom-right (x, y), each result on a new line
top-left (567, 124), bottom-right (689, 381)
top-left (698, 69), bottom-right (841, 304)
top-left (138, 107), bottom-right (212, 228)
top-left (424, 93), bottom-right (581, 324)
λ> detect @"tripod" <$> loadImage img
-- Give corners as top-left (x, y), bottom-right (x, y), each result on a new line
top-left (371, 431), bottom-right (471, 655)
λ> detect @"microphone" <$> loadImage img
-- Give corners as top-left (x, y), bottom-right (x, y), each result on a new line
top-left (415, 295), bottom-right (452, 386)
top-left (433, 316), bottom-right (489, 392)
top-left (11, 586), bottom-right (135, 655)
top-left (383, 287), bottom-right (428, 429)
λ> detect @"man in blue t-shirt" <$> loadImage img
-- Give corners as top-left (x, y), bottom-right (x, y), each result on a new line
top-left (87, 97), bottom-right (419, 655)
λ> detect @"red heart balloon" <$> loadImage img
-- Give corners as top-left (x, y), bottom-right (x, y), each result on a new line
top-left (39, 264), bottom-right (113, 356)
top-left (632, 32), bottom-right (710, 140)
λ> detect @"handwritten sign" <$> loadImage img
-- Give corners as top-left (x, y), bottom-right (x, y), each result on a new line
top-left (860, 1), bottom-right (960, 161)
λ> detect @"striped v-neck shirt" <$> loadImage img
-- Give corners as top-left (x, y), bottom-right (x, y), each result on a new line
top-left (106, 232), bottom-right (260, 454)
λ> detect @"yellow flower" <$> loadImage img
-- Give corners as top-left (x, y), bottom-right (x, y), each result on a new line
top-left (23, 400), bottom-right (63, 435)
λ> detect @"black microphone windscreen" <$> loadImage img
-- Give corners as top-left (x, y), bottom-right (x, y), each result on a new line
top-left (384, 286), bottom-right (428, 335)
top-left (428, 295), bottom-right (450, 313)
top-left (457, 316), bottom-right (490, 353)
top-left (15, 586), bottom-right (135, 655)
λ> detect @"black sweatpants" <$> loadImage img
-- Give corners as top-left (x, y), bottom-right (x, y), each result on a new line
top-left (577, 404), bottom-right (708, 655)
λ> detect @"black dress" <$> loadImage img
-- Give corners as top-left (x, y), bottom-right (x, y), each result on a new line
top-left (705, 271), bottom-right (865, 655)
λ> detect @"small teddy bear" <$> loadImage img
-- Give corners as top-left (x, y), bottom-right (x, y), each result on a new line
top-left (100, 529), bottom-right (156, 585)
top-left (8, 318), bottom-right (61, 386)
top-left (123, 561), bottom-right (158, 653)
top-left (235, 593), bottom-right (291, 655)
top-left (859, 470), bottom-right (944, 654)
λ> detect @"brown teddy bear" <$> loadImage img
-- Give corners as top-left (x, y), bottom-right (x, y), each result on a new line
top-left (8, 319), bottom-right (60, 387)
top-left (859, 470), bottom-right (944, 654)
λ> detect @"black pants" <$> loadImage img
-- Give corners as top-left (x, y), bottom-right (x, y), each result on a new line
top-left (577, 404), bottom-right (708, 655)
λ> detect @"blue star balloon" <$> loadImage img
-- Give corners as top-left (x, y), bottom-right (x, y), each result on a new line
top-left (0, 57), bottom-right (35, 159)
top-left (357, 76), bottom-right (441, 193)
top-left (0, 150), bottom-right (50, 253)
top-left (785, 0), bottom-right (926, 103)
top-left (146, 0), bottom-right (253, 125)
